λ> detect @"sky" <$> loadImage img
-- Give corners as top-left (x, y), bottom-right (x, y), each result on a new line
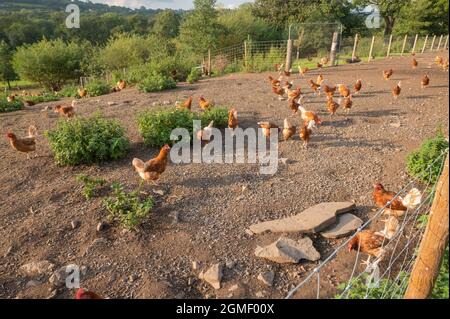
top-left (88, 0), bottom-right (252, 10)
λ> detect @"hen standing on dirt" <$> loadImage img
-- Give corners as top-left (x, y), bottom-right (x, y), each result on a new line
top-left (6, 126), bottom-right (38, 159)
top-left (132, 145), bottom-right (171, 185)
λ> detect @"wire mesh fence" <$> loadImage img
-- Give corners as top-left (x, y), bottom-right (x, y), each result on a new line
top-left (284, 150), bottom-right (448, 299)
top-left (206, 33), bottom-right (449, 76)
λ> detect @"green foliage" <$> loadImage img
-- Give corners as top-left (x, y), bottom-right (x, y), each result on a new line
top-left (138, 108), bottom-right (194, 147)
top-left (19, 92), bottom-right (59, 104)
top-left (12, 38), bottom-right (88, 91)
top-left (137, 72), bottom-right (176, 93)
top-left (99, 33), bottom-right (173, 71)
top-left (335, 272), bottom-right (409, 299)
top-left (187, 68), bottom-right (202, 84)
top-left (58, 85), bottom-right (80, 98)
top-left (76, 174), bottom-right (106, 200)
top-left (152, 9), bottom-right (181, 38)
top-left (104, 183), bottom-right (153, 229)
top-left (200, 107), bottom-right (229, 128)
top-left (432, 246), bottom-right (449, 299)
top-left (406, 129), bottom-right (449, 184)
top-left (0, 94), bottom-right (24, 113)
top-left (45, 114), bottom-right (130, 165)
top-left (0, 40), bottom-right (17, 89)
top-left (85, 79), bottom-right (111, 97)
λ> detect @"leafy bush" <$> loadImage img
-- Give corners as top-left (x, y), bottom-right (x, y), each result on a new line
top-left (58, 85), bottom-right (80, 98)
top-left (19, 93), bottom-right (59, 104)
top-left (432, 246), bottom-right (449, 299)
top-left (406, 129), bottom-right (449, 184)
top-left (187, 68), bottom-right (202, 84)
top-left (12, 39), bottom-right (88, 91)
top-left (137, 72), bottom-right (176, 93)
top-left (104, 183), bottom-right (153, 229)
top-left (85, 79), bottom-right (111, 97)
top-left (200, 107), bottom-right (229, 127)
top-left (0, 94), bottom-right (23, 113)
top-left (76, 174), bottom-right (107, 200)
top-left (335, 272), bottom-right (409, 299)
top-left (138, 108), bottom-right (194, 147)
top-left (45, 114), bottom-right (130, 166)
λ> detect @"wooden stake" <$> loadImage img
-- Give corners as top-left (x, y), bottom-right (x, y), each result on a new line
top-left (386, 34), bottom-right (393, 58)
top-left (208, 48), bottom-right (212, 77)
top-left (444, 35), bottom-right (449, 50)
top-left (436, 35), bottom-right (443, 51)
top-left (244, 41), bottom-right (248, 69)
top-left (351, 34), bottom-right (359, 61)
top-left (401, 35), bottom-right (408, 56)
top-left (285, 39), bottom-right (293, 72)
top-left (368, 36), bottom-right (375, 62)
top-left (422, 35), bottom-right (429, 53)
top-left (411, 34), bottom-right (419, 54)
top-left (430, 35), bottom-right (436, 52)
top-left (405, 154), bottom-right (449, 299)
top-left (329, 32), bottom-right (339, 66)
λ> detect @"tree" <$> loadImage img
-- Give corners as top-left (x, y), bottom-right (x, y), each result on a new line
top-left (394, 0), bottom-right (449, 35)
top-left (152, 10), bottom-right (181, 38)
top-left (353, 0), bottom-right (411, 35)
top-left (13, 39), bottom-right (87, 91)
top-left (0, 41), bottom-right (17, 89)
top-left (178, 0), bottom-right (223, 56)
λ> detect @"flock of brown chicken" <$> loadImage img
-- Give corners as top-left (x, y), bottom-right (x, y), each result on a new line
top-left (3, 53), bottom-right (447, 298)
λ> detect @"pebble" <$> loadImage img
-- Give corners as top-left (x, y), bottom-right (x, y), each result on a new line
top-left (70, 220), bottom-right (80, 230)
top-left (96, 221), bottom-right (108, 232)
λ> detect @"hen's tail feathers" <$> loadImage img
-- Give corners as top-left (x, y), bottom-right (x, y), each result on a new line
top-left (132, 158), bottom-right (146, 173)
top-left (28, 125), bottom-right (37, 138)
top-left (400, 188), bottom-right (422, 209)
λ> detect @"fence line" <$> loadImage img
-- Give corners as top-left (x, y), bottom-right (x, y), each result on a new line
top-left (285, 150), bottom-right (448, 299)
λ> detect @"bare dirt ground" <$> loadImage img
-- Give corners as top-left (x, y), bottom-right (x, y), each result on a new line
top-left (0, 52), bottom-right (448, 299)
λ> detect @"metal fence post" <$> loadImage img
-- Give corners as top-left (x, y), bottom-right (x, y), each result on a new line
top-left (404, 154), bottom-right (449, 299)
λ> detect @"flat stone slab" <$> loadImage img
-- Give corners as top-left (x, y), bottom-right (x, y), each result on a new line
top-left (199, 263), bottom-right (223, 290)
top-left (320, 213), bottom-right (363, 239)
top-left (255, 237), bottom-right (320, 264)
top-left (248, 202), bottom-right (356, 235)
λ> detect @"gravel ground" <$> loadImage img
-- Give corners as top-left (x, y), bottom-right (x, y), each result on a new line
top-left (0, 52), bottom-right (448, 299)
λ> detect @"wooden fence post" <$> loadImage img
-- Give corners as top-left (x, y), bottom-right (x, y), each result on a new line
top-left (430, 35), bottom-right (436, 52)
top-left (285, 39), bottom-right (293, 72)
top-left (404, 154), bottom-right (449, 299)
top-left (444, 35), bottom-right (449, 50)
top-left (401, 35), bottom-right (408, 56)
top-left (351, 34), bottom-right (359, 61)
top-left (422, 35), bottom-right (429, 53)
top-left (329, 32), bottom-right (339, 66)
top-left (368, 36), bottom-right (375, 62)
top-left (208, 48), bottom-right (212, 77)
top-left (386, 34), bottom-right (393, 58)
top-left (436, 35), bottom-right (443, 51)
top-left (411, 34), bottom-right (419, 54)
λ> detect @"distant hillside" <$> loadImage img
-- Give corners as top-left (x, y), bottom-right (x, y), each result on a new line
top-left (0, 0), bottom-right (158, 14)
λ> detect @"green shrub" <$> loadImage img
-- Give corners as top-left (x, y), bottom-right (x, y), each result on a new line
top-left (76, 174), bottom-right (107, 200)
top-left (85, 79), bottom-right (111, 97)
top-left (12, 39), bottom-right (88, 91)
top-left (0, 94), bottom-right (23, 113)
top-left (432, 246), bottom-right (449, 299)
top-left (200, 107), bottom-right (229, 128)
top-left (335, 272), bottom-right (409, 299)
top-left (104, 183), bottom-right (153, 229)
top-left (138, 108), bottom-right (194, 147)
top-left (19, 93), bottom-right (59, 104)
top-left (45, 114), bottom-right (130, 166)
top-left (406, 129), bottom-right (449, 184)
top-left (58, 85), bottom-right (80, 98)
top-left (137, 72), bottom-right (176, 93)
top-left (187, 68), bottom-right (201, 84)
